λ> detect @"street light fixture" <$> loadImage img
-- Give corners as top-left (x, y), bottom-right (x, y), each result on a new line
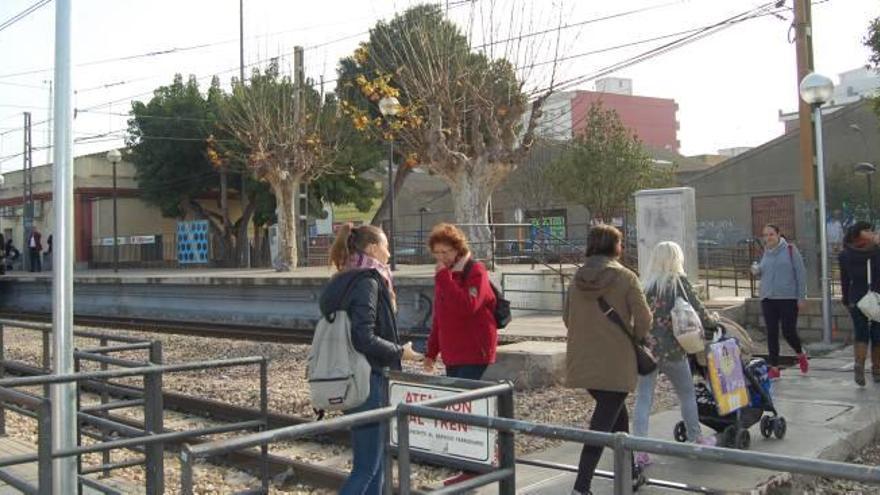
top-left (799, 71), bottom-right (834, 345)
top-left (378, 96), bottom-right (400, 271)
top-left (855, 162), bottom-right (877, 224)
top-left (105, 149), bottom-right (122, 273)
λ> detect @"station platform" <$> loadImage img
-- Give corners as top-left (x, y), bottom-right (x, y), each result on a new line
top-left (476, 346), bottom-right (879, 494)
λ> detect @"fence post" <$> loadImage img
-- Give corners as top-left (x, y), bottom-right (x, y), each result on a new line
top-left (74, 355), bottom-right (83, 495)
top-left (397, 410), bottom-right (411, 495)
top-left (179, 446), bottom-right (194, 495)
top-left (259, 358), bottom-right (269, 494)
top-left (703, 244), bottom-right (711, 300)
top-left (37, 396), bottom-right (52, 495)
top-left (144, 342), bottom-right (165, 494)
top-left (41, 330), bottom-right (50, 401)
top-left (733, 249), bottom-right (739, 297)
top-left (99, 337), bottom-right (111, 478)
top-left (612, 433), bottom-right (633, 495)
top-left (0, 323), bottom-right (5, 436)
top-left (498, 386), bottom-right (516, 495)
top-left (382, 369), bottom-right (393, 495)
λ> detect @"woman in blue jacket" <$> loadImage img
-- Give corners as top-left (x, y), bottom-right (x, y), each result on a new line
top-left (751, 224), bottom-right (808, 379)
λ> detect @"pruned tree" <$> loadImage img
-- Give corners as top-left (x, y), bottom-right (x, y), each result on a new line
top-left (219, 60), bottom-right (333, 270)
top-left (547, 102), bottom-right (673, 223)
top-left (338, 4), bottom-right (554, 258)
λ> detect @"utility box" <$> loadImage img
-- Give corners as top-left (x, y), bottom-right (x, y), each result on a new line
top-left (634, 187), bottom-right (698, 279)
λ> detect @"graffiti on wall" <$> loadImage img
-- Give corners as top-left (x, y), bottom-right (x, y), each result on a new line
top-left (697, 219), bottom-right (749, 246)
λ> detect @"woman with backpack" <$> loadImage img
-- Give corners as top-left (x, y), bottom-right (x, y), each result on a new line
top-left (320, 224), bottom-right (422, 495)
top-left (565, 224), bottom-right (653, 495)
top-left (839, 221), bottom-right (880, 386)
top-left (632, 242), bottom-right (717, 470)
top-left (423, 223), bottom-right (498, 381)
top-left (751, 224), bottom-right (809, 379)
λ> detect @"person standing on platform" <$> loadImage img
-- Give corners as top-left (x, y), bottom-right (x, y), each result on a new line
top-left (839, 221), bottom-right (880, 386)
top-left (321, 224), bottom-right (422, 495)
top-left (565, 224), bottom-right (653, 494)
top-left (27, 228), bottom-right (42, 272)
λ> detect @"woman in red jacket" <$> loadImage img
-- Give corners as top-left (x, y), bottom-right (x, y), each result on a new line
top-left (423, 223), bottom-right (498, 380)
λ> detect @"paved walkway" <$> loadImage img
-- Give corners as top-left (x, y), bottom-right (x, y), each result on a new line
top-left (0, 437), bottom-right (136, 494)
top-left (475, 346), bottom-right (877, 494)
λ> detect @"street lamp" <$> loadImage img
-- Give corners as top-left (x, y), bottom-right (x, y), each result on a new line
top-left (378, 96), bottom-right (400, 271)
top-left (106, 149), bottom-right (121, 273)
top-left (799, 71), bottom-right (834, 345)
top-left (855, 162), bottom-right (877, 223)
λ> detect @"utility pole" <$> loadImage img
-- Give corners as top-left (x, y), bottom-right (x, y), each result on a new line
top-left (239, 0), bottom-right (250, 268)
top-left (794, 0), bottom-right (823, 298)
top-left (22, 112), bottom-right (33, 272)
top-left (794, 0), bottom-right (816, 199)
top-left (293, 46), bottom-right (305, 267)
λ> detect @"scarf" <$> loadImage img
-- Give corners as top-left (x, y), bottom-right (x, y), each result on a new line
top-left (347, 253), bottom-right (396, 307)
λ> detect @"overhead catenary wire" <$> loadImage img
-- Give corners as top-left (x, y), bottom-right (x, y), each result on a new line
top-left (0, 0), bottom-right (51, 34)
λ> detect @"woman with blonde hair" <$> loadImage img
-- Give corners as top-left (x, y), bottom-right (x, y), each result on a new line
top-left (632, 241), bottom-right (717, 469)
top-left (320, 224), bottom-right (421, 495)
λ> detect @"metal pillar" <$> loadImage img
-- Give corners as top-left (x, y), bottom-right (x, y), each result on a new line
top-left (50, 0), bottom-right (77, 492)
top-left (22, 112), bottom-right (33, 273)
top-left (814, 105), bottom-right (832, 345)
top-left (112, 160), bottom-right (118, 272)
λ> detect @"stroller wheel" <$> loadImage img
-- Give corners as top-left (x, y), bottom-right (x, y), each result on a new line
top-left (735, 429), bottom-right (751, 450)
top-left (760, 416), bottom-right (773, 439)
top-left (773, 417), bottom-right (787, 439)
top-left (673, 421), bottom-right (688, 442)
top-left (722, 426), bottom-right (737, 447)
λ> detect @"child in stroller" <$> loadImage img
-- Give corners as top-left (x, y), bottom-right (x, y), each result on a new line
top-left (674, 320), bottom-right (787, 450)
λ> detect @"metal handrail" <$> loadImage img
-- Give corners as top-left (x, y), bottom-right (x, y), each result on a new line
top-left (398, 404), bottom-right (880, 495)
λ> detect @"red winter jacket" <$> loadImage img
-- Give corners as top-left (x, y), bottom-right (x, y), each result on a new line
top-left (427, 260), bottom-right (498, 366)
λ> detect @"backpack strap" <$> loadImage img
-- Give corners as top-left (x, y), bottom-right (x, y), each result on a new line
top-left (787, 244), bottom-right (799, 292)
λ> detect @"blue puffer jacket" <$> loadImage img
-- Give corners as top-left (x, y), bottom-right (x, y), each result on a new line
top-left (755, 238), bottom-right (807, 300)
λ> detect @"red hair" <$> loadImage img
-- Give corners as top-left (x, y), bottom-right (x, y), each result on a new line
top-left (427, 223), bottom-right (470, 257)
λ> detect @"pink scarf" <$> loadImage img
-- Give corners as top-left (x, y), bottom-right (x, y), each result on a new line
top-left (347, 252), bottom-right (395, 295)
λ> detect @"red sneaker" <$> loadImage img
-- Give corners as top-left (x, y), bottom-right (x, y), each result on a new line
top-left (798, 353), bottom-right (809, 374)
top-left (768, 366), bottom-right (781, 380)
top-left (443, 472), bottom-right (477, 487)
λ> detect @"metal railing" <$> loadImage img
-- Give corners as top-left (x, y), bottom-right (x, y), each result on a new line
top-left (179, 372), bottom-right (516, 495)
top-left (181, 369), bottom-right (880, 495)
top-left (397, 403), bottom-right (880, 495)
top-left (0, 319), bottom-right (269, 494)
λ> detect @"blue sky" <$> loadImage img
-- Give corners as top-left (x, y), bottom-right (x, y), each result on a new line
top-left (0, 0), bottom-right (876, 171)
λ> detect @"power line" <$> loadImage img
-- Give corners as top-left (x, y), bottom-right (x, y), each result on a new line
top-left (0, 0), bottom-right (51, 34)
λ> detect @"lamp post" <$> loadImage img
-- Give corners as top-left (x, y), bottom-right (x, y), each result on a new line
top-left (799, 71), bottom-right (834, 345)
top-left (855, 162), bottom-right (877, 224)
top-left (418, 206), bottom-right (430, 261)
top-left (106, 149), bottom-right (121, 273)
top-left (378, 96), bottom-right (400, 271)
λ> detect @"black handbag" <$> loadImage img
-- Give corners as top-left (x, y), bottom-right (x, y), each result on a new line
top-left (598, 296), bottom-right (657, 375)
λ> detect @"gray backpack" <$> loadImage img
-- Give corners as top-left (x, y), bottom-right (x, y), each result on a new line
top-left (308, 288), bottom-right (372, 412)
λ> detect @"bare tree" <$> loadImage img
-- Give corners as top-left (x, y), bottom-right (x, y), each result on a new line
top-left (219, 60), bottom-right (332, 270)
top-left (338, 4), bottom-right (557, 259)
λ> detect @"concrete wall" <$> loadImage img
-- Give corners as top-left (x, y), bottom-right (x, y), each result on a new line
top-left (742, 298), bottom-right (852, 344)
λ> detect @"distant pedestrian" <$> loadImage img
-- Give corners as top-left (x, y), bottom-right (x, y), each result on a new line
top-left (839, 221), bottom-right (880, 386)
top-left (751, 224), bottom-right (808, 379)
top-left (5, 238), bottom-right (19, 271)
top-left (633, 242), bottom-right (717, 470)
top-left (565, 224), bottom-right (652, 494)
top-left (424, 223), bottom-right (498, 488)
top-left (27, 228), bottom-right (42, 272)
top-left (320, 224), bottom-right (421, 495)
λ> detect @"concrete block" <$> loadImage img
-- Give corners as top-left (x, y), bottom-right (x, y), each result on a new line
top-left (483, 341), bottom-right (566, 390)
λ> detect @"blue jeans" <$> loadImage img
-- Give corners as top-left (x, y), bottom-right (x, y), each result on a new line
top-left (446, 364), bottom-right (488, 380)
top-left (633, 357), bottom-right (703, 442)
top-left (340, 372), bottom-right (387, 495)
top-left (850, 307), bottom-right (880, 345)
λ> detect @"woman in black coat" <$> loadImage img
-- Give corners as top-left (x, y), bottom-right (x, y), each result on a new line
top-left (839, 221), bottom-right (880, 386)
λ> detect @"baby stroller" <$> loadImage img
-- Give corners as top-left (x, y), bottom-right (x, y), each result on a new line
top-left (673, 325), bottom-right (786, 450)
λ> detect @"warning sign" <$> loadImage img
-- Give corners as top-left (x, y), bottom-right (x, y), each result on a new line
top-left (389, 380), bottom-right (498, 464)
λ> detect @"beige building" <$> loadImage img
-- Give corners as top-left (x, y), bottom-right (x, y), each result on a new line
top-left (0, 151), bottom-right (245, 267)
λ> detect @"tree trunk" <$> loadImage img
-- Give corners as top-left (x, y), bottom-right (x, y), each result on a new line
top-left (235, 189), bottom-right (256, 268)
top-left (449, 164), bottom-right (493, 263)
top-left (270, 177), bottom-right (299, 271)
